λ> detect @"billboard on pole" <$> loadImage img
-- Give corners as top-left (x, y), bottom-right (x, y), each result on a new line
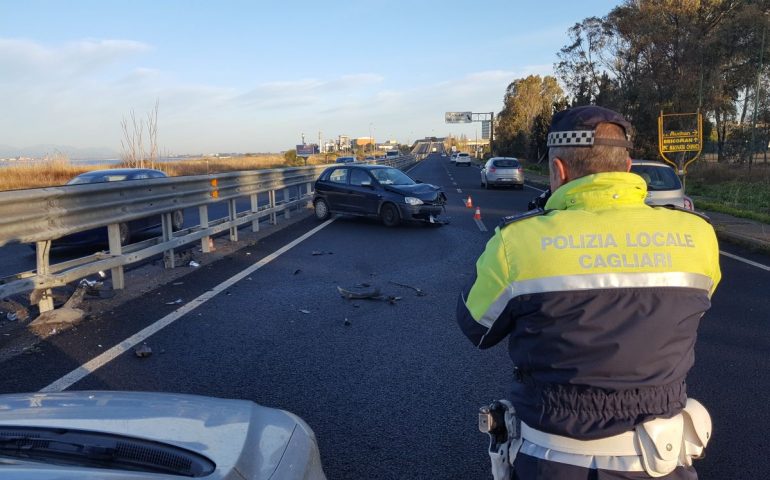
top-left (445, 112), bottom-right (472, 123)
top-left (296, 144), bottom-right (318, 156)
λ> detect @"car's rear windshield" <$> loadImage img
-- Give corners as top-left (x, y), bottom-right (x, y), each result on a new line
top-left (458, 153), bottom-right (469, 157)
top-left (492, 159), bottom-right (519, 168)
top-left (67, 174), bottom-right (132, 184)
top-left (630, 164), bottom-right (682, 191)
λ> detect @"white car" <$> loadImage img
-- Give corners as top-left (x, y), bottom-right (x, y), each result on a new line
top-left (630, 159), bottom-right (694, 210)
top-left (454, 152), bottom-right (472, 166)
top-left (0, 391), bottom-right (327, 479)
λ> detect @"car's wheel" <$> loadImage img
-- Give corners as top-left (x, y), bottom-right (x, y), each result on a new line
top-left (171, 210), bottom-right (184, 231)
top-left (380, 203), bottom-right (400, 227)
top-left (314, 198), bottom-right (331, 221)
top-left (119, 223), bottom-right (131, 246)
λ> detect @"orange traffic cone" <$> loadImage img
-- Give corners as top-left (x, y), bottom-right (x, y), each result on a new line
top-left (474, 206), bottom-right (482, 220)
top-left (466, 195), bottom-right (473, 208)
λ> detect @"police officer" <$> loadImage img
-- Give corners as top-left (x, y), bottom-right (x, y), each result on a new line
top-left (457, 106), bottom-right (721, 479)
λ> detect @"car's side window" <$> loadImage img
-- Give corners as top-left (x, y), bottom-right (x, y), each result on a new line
top-left (349, 169), bottom-right (372, 186)
top-left (328, 168), bottom-right (348, 184)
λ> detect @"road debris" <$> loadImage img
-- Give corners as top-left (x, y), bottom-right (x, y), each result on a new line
top-left (343, 318), bottom-right (351, 326)
top-left (299, 309), bottom-right (311, 314)
top-left (337, 285), bottom-right (404, 306)
top-left (172, 282), bottom-right (184, 286)
top-left (189, 261), bottom-right (200, 268)
top-left (293, 269), bottom-right (302, 275)
top-left (311, 251), bottom-right (334, 256)
top-left (134, 344), bottom-right (152, 358)
top-left (337, 285), bottom-right (382, 300)
top-left (165, 299), bottom-right (183, 305)
top-left (388, 281), bottom-right (427, 296)
top-left (386, 296), bottom-right (403, 305)
top-left (1, 299), bottom-right (29, 323)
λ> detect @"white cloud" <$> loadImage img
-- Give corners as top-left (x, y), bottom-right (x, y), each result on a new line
top-left (0, 38), bottom-right (151, 81)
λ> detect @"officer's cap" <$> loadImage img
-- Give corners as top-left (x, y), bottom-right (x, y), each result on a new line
top-left (547, 105), bottom-right (633, 149)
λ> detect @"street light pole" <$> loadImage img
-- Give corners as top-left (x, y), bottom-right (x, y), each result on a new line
top-left (750, 18), bottom-right (767, 167)
top-left (369, 123), bottom-right (373, 156)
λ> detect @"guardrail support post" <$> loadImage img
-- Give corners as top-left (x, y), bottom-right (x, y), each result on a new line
top-left (161, 213), bottom-right (175, 269)
top-left (269, 190), bottom-right (277, 225)
top-left (284, 188), bottom-right (291, 220)
top-left (35, 240), bottom-right (54, 313)
top-left (199, 205), bottom-right (212, 253)
top-left (250, 193), bottom-right (259, 232)
top-left (228, 199), bottom-right (238, 242)
top-left (305, 182), bottom-right (314, 208)
top-left (107, 224), bottom-right (125, 290)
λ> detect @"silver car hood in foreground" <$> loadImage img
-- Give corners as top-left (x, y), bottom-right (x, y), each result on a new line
top-left (0, 391), bottom-right (326, 480)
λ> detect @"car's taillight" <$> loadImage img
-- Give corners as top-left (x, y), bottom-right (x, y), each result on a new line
top-left (518, 167), bottom-right (523, 173)
top-left (683, 196), bottom-right (694, 211)
top-left (489, 167), bottom-right (496, 173)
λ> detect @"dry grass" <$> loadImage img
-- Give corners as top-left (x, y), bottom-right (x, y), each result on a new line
top-left (0, 161), bottom-right (96, 191)
top-left (0, 154), bottom-right (335, 191)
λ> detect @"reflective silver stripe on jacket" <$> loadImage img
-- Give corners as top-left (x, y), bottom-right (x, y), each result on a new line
top-left (478, 272), bottom-right (713, 328)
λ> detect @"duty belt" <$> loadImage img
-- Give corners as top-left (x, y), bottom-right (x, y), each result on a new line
top-left (519, 398), bottom-right (712, 477)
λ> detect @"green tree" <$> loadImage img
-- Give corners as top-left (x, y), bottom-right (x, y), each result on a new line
top-left (554, 0), bottom-right (766, 161)
top-left (495, 75), bottom-right (566, 158)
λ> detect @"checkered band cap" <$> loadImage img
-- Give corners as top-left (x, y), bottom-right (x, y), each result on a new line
top-left (547, 130), bottom-right (595, 147)
top-left (547, 105), bottom-right (633, 149)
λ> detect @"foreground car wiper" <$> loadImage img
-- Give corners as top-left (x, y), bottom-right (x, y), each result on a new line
top-left (0, 427), bottom-right (215, 477)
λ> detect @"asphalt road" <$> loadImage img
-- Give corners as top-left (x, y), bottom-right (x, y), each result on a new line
top-left (0, 153), bottom-right (768, 479)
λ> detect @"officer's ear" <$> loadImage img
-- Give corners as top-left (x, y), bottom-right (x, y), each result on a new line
top-left (625, 157), bottom-right (632, 172)
top-left (552, 157), bottom-right (569, 187)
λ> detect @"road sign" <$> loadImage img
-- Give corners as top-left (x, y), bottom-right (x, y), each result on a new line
top-left (296, 144), bottom-right (318, 156)
top-left (445, 111), bottom-right (472, 123)
top-left (481, 121), bottom-right (490, 140)
top-left (658, 111), bottom-right (703, 174)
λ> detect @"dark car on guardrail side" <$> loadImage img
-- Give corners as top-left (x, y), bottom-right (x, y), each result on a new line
top-left (53, 168), bottom-right (184, 247)
top-left (313, 164), bottom-right (446, 227)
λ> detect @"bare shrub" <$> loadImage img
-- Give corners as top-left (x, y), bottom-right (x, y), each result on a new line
top-left (121, 99), bottom-right (159, 169)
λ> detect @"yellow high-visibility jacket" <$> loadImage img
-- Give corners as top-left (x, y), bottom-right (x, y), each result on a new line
top-left (457, 172), bottom-right (721, 439)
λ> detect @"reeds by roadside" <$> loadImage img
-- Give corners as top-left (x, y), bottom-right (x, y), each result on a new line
top-left (0, 154), bottom-right (333, 191)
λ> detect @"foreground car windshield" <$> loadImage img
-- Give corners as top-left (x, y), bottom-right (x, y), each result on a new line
top-left (371, 168), bottom-right (414, 186)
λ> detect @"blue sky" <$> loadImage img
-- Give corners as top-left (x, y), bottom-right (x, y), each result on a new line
top-left (0, 0), bottom-right (621, 156)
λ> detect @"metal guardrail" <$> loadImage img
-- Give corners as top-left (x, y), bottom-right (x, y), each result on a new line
top-left (0, 155), bottom-right (417, 312)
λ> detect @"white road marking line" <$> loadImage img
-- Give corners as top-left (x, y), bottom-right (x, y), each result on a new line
top-left (475, 218), bottom-right (488, 232)
top-left (719, 250), bottom-right (770, 271)
top-left (39, 218), bottom-right (337, 393)
top-left (456, 189), bottom-right (462, 193)
top-left (525, 184), bottom-right (546, 193)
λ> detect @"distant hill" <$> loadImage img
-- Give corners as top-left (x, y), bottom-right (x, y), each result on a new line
top-left (0, 144), bottom-right (119, 160)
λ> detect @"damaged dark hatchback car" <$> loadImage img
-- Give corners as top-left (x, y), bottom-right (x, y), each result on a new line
top-left (313, 165), bottom-right (447, 227)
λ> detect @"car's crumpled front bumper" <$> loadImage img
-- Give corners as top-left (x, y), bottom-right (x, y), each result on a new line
top-left (398, 192), bottom-right (447, 221)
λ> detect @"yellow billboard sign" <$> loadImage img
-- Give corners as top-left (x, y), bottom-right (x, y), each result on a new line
top-left (658, 111), bottom-right (703, 174)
